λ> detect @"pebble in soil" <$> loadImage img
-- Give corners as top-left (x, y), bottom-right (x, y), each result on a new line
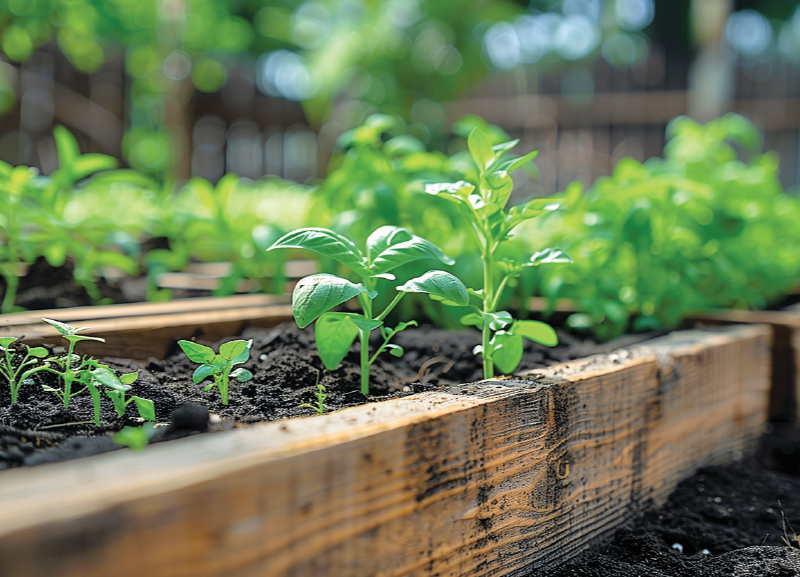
top-left (0, 322), bottom-right (656, 469)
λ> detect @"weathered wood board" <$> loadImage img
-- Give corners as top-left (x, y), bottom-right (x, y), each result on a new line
top-left (686, 308), bottom-right (800, 426)
top-left (0, 324), bottom-right (770, 577)
top-left (0, 294), bottom-right (293, 361)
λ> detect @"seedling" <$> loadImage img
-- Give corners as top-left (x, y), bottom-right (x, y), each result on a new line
top-left (113, 422), bottom-right (157, 451)
top-left (178, 339), bottom-right (254, 405)
top-left (425, 129), bottom-right (571, 378)
top-left (268, 226), bottom-right (469, 395)
top-left (0, 337), bottom-right (51, 403)
top-left (300, 374), bottom-right (328, 415)
top-left (37, 319), bottom-right (154, 426)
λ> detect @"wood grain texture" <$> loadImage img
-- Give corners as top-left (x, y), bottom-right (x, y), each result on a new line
top-left (687, 309), bottom-right (800, 425)
top-left (0, 325), bottom-right (770, 577)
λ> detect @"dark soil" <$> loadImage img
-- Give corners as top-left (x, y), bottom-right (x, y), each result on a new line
top-left (0, 323), bottom-right (651, 469)
top-left (533, 425), bottom-right (800, 576)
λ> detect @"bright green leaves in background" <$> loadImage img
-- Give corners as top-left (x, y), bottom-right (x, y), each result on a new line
top-left (269, 226), bottom-right (467, 394)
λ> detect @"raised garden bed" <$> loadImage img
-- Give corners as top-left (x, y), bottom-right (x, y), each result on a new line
top-left (0, 298), bottom-right (771, 576)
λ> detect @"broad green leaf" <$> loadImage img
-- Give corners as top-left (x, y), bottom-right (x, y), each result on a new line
top-left (27, 346), bottom-right (48, 358)
top-left (368, 232), bottom-right (454, 275)
top-left (490, 332), bottom-right (523, 374)
top-left (91, 366), bottom-right (130, 392)
top-left (131, 397), bottom-right (156, 421)
top-left (179, 340), bottom-right (216, 364)
top-left (485, 311), bottom-right (513, 330)
top-left (268, 228), bottom-right (368, 277)
top-left (292, 274), bottom-right (369, 329)
top-left (345, 314), bottom-right (383, 332)
top-left (460, 312), bottom-right (484, 328)
top-left (314, 312), bottom-right (360, 370)
top-left (485, 171), bottom-right (513, 208)
top-left (230, 340), bottom-right (253, 365)
top-left (192, 364), bottom-right (216, 383)
top-left (219, 340), bottom-right (248, 361)
top-left (120, 371), bottom-right (139, 385)
top-left (528, 248), bottom-right (573, 266)
top-left (231, 367), bottom-right (254, 382)
top-left (468, 128), bottom-right (495, 171)
top-left (511, 320), bottom-right (558, 347)
top-left (397, 270), bottom-right (469, 306)
top-left (366, 226), bottom-right (412, 264)
top-left (0, 337), bottom-right (17, 347)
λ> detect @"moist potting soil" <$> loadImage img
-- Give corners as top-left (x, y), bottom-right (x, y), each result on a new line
top-left (0, 322), bottom-right (653, 469)
top-left (533, 425), bottom-right (800, 577)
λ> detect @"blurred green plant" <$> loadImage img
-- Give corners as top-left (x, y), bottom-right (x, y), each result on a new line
top-left (527, 114), bottom-right (800, 340)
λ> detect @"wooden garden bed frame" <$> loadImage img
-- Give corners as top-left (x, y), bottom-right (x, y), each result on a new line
top-left (0, 297), bottom-right (771, 576)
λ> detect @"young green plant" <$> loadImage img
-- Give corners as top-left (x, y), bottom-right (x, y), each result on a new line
top-left (425, 129), bottom-right (571, 378)
top-left (178, 339), bottom-right (254, 405)
top-left (268, 226), bottom-right (468, 395)
top-left (38, 319), bottom-right (152, 425)
top-left (0, 337), bottom-right (51, 403)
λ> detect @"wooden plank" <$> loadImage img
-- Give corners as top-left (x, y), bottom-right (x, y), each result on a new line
top-left (1, 298), bottom-right (294, 361)
top-left (0, 324), bottom-right (770, 576)
top-left (687, 309), bottom-right (800, 426)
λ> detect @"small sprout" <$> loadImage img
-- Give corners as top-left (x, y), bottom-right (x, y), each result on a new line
top-left (178, 339), bottom-right (254, 405)
top-left (113, 422), bottom-right (157, 451)
top-left (300, 372), bottom-right (328, 415)
top-left (0, 337), bottom-right (51, 404)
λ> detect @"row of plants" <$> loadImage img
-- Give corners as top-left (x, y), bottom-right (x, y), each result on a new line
top-left (2, 114), bottom-right (799, 341)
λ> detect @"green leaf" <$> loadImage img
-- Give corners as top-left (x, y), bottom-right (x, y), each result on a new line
top-left (41, 318), bottom-right (83, 336)
top-left (53, 125), bottom-right (79, 171)
top-left (219, 340), bottom-right (248, 361)
top-left (314, 312), bottom-right (360, 370)
top-left (192, 364), bottom-right (216, 383)
top-left (528, 248), bottom-right (573, 266)
top-left (485, 171), bottom-right (514, 208)
top-left (230, 340), bottom-right (253, 365)
top-left (389, 321), bottom-right (418, 334)
top-left (27, 347), bottom-right (48, 358)
top-left (368, 230), bottom-right (454, 275)
top-left (113, 423), bottom-right (156, 451)
top-left (345, 314), bottom-right (383, 332)
top-left (72, 153), bottom-right (117, 179)
top-left (387, 344), bottom-right (404, 357)
top-left (468, 128), bottom-right (495, 171)
top-left (491, 139), bottom-right (520, 156)
top-left (366, 226), bottom-right (411, 264)
top-left (0, 337), bottom-right (17, 348)
top-left (120, 371), bottom-right (139, 385)
top-left (179, 340), bottom-right (216, 364)
top-left (460, 313), bottom-right (484, 328)
top-left (204, 383), bottom-right (216, 391)
top-left (131, 397), bottom-right (156, 421)
top-left (231, 367), bottom-right (254, 382)
top-left (498, 150), bottom-right (539, 174)
top-left (424, 181), bottom-right (475, 197)
top-left (490, 332), bottom-right (523, 374)
top-left (397, 270), bottom-right (469, 306)
top-left (63, 334), bottom-right (105, 344)
top-left (91, 366), bottom-right (130, 392)
top-left (485, 311), bottom-right (513, 331)
top-left (268, 228), bottom-right (368, 277)
top-left (511, 320), bottom-right (558, 347)
top-left (292, 274), bottom-right (369, 329)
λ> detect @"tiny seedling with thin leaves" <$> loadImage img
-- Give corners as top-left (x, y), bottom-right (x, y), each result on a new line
top-left (38, 318), bottom-right (154, 426)
top-left (178, 339), bottom-right (254, 405)
top-left (425, 129), bottom-right (571, 378)
top-left (113, 422), bottom-right (157, 451)
top-left (0, 337), bottom-right (51, 403)
top-left (268, 225), bottom-right (468, 395)
top-left (300, 372), bottom-right (328, 415)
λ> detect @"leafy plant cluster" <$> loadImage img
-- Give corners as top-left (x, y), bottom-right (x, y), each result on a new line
top-left (0, 319), bottom-right (154, 427)
top-left (525, 114), bottom-right (800, 341)
top-left (0, 126), bottom-right (309, 313)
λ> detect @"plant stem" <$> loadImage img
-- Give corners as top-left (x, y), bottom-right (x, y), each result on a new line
top-left (1, 271), bottom-right (18, 314)
top-left (359, 327), bottom-right (370, 395)
top-left (482, 241), bottom-right (495, 380)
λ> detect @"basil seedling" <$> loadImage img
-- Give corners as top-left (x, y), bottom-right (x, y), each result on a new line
top-left (268, 226), bottom-right (468, 395)
top-left (425, 129), bottom-right (571, 378)
top-left (178, 339), bottom-right (254, 405)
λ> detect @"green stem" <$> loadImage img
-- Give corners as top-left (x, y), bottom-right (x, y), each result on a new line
top-left (376, 292), bottom-right (405, 322)
top-left (63, 340), bottom-right (76, 408)
top-left (359, 327), bottom-right (370, 395)
top-left (1, 271), bottom-right (18, 314)
top-left (221, 369), bottom-right (229, 405)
